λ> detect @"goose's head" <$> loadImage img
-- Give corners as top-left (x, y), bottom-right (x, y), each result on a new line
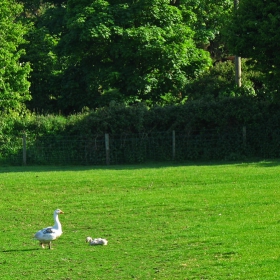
top-left (86, 237), bottom-right (92, 243)
top-left (54, 209), bottom-right (64, 214)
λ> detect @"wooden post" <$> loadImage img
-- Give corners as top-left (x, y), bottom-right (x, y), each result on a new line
top-left (172, 130), bottom-right (176, 160)
top-left (235, 56), bottom-right (241, 87)
top-left (105, 133), bottom-right (110, 165)
top-left (22, 133), bottom-right (26, 165)
top-left (242, 126), bottom-right (246, 147)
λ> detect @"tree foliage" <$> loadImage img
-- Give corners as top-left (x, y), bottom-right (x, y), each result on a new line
top-left (15, 0), bottom-right (239, 113)
top-left (0, 0), bottom-right (31, 111)
top-left (56, 0), bottom-right (211, 112)
top-left (19, 0), bottom-right (67, 112)
top-left (10, 0), bottom-right (279, 113)
top-left (225, 0), bottom-right (280, 93)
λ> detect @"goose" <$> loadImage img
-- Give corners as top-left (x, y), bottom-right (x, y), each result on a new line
top-left (86, 237), bottom-right (108, 246)
top-left (34, 209), bottom-right (64, 249)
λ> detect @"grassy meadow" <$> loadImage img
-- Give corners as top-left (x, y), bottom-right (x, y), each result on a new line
top-left (0, 161), bottom-right (280, 279)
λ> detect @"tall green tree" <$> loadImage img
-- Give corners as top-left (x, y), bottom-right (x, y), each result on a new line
top-left (20, 0), bottom-right (66, 112)
top-left (17, 0), bottom-right (66, 112)
top-left (0, 0), bottom-right (31, 111)
top-left (56, 0), bottom-right (211, 112)
top-left (174, 0), bottom-right (233, 60)
top-left (225, 0), bottom-right (280, 94)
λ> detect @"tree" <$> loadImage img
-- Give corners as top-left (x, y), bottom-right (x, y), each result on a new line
top-left (177, 0), bottom-right (233, 60)
top-left (22, 25), bottom-right (61, 112)
top-left (0, 0), bottom-right (31, 111)
top-left (57, 0), bottom-right (211, 112)
top-left (225, 0), bottom-right (280, 93)
top-left (20, 1), bottom-right (66, 112)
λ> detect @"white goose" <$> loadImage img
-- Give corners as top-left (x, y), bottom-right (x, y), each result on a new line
top-left (34, 209), bottom-right (64, 249)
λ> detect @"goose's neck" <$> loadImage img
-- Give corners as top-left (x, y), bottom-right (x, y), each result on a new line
top-left (53, 213), bottom-right (62, 231)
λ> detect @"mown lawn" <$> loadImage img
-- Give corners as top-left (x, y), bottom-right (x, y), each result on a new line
top-left (0, 161), bottom-right (280, 279)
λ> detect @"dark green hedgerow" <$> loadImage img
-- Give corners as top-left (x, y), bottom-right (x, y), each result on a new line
top-left (1, 97), bottom-right (280, 164)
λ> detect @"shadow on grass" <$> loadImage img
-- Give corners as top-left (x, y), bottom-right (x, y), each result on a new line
top-left (0, 158), bottom-right (280, 173)
top-left (2, 248), bottom-right (39, 253)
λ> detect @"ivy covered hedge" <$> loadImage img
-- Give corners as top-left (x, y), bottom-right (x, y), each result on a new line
top-left (1, 97), bottom-right (280, 164)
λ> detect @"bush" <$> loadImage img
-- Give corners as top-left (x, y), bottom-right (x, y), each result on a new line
top-left (1, 97), bottom-right (280, 164)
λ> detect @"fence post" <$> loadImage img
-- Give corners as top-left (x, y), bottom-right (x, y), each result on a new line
top-left (242, 126), bottom-right (246, 147)
top-left (172, 130), bottom-right (176, 160)
top-left (23, 133), bottom-right (26, 165)
top-left (105, 133), bottom-right (110, 165)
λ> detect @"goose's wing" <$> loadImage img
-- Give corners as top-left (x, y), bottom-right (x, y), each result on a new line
top-left (34, 226), bottom-right (58, 241)
top-left (43, 227), bottom-right (55, 234)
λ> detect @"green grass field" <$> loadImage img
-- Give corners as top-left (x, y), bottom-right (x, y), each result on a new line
top-left (0, 161), bottom-right (280, 279)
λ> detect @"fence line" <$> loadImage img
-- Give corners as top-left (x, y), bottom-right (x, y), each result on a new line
top-left (3, 125), bottom-right (280, 165)
top-left (20, 128), bottom-right (245, 165)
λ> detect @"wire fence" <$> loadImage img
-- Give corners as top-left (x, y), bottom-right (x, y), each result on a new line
top-left (0, 127), bottom-right (254, 165)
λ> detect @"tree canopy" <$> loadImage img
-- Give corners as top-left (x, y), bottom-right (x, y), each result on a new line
top-left (2, 0), bottom-right (278, 113)
top-left (56, 0), bottom-right (211, 112)
top-left (226, 0), bottom-right (280, 93)
top-left (0, 0), bottom-right (31, 112)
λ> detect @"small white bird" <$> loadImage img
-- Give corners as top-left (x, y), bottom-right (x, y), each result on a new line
top-left (86, 237), bottom-right (108, 246)
top-left (34, 209), bottom-right (64, 249)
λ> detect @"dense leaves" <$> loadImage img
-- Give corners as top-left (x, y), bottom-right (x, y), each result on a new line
top-left (226, 0), bottom-right (280, 93)
top-left (1, 0), bottom-right (280, 163)
top-left (1, 0), bottom-right (279, 113)
top-left (56, 0), bottom-right (211, 112)
top-left (181, 0), bottom-right (233, 54)
top-left (0, 0), bottom-right (31, 111)
top-left (2, 96), bottom-right (280, 164)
